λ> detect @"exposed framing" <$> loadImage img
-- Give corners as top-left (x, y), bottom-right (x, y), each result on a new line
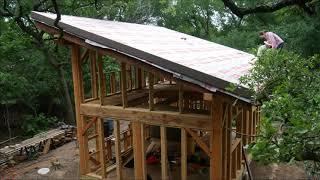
top-left (34, 21), bottom-right (260, 180)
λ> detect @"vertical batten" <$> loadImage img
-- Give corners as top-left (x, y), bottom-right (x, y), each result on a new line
top-left (71, 44), bottom-right (89, 174)
top-left (114, 120), bottom-right (122, 180)
top-left (97, 53), bottom-right (106, 105)
top-left (179, 82), bottom-right (184, 113)
top-left (132, 122), bottom-right (143, 179)
top-left (210, 94), bottom-right (223, 180)
top-left (181, 128), bottom-right (187, 180)
top-left (149, 72), bottom-right (154, 111)
top-left (160, 126), bottom-right (168, 180)
top-left (141, 123), bottom-right (147, 180)
top-left (89, 50), bottom-right (98, 99)
top-left (97, 118), bottom-right (107, 178)
top-left (121, 62), bottom-right (128, 108)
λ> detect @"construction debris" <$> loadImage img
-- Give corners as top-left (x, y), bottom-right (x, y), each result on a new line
top-left (0, 126), bottom-right (75, 171)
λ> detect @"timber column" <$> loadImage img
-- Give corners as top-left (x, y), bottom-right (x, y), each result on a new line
top-left (71, 44), bottom-right (89, 174)
top-left (210, 94), bottom-right (223, 180)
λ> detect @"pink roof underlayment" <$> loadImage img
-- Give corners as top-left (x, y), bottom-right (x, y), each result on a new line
top-left (31, 11), bottom-right (256, 103)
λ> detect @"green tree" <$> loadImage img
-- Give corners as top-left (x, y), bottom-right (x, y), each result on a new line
top-left (242, 51), bottom-right (320, 176)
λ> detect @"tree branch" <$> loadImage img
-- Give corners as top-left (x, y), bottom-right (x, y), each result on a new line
top-left (221, 0), bottom-right (314, 18)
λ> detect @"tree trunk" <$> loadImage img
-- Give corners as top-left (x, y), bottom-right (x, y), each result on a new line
top-left (58, 66), bottom-right (76, 124)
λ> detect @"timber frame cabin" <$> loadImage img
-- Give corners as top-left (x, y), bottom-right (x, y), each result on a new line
top-left (31, 11), bottom-right (260, 180)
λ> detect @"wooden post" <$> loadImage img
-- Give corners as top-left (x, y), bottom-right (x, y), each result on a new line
top-left (181, 128), bottom-right (187, 180)
top-left (137, 68), bottom-right (142, 89)
top-left (149, 72), bottom-right (154, 111)
top-left (97, 53), bottom-right (106, 105)
top-left (160, 126), bottom-right (169, 180)
top-left (97, 118), bottom-right (107, 178)
top-left (244, 108), bottom-right (250, 145)
top-left (179, 83), bottom-right (184, 113)
top-left (132, 122), bottom-right (144, 179)
top-left (248, 106), bottom-right (253, 143)
top-left (71, 44), bottom-right (89, 174)
top-left (89, 50), bottom-right (98, 99)
top-left (141, 70), bottom-right (145, 88)
top-left (110, 72), bottom-right (116, 94)
top-left (236, 107), bottom-right (243, 170)
top-left (141, 123), bottom-right (147, 180)
top-left (210, 94), bottom-right (223, 180)
top-left (114, 120), bottom-right (122, 180)
top-left (121, 62), bottom-right (128, 108)
top-left (226, 105), bottom-right (232, 180)
top-left (127, 65), bottom-right (132, 90)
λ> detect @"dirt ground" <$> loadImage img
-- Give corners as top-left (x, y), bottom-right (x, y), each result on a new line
top-left (0, 141), bottom-right (310, 180)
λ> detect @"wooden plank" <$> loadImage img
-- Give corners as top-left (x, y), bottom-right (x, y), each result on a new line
top-left (110, 72), bottom-right (116, 94)
top-left (243, 108), bottom-right (249, 145)
top-left (226, 105), bottom-right (232, 180)
top-left (203, 93), bottom-right (213, 101)
top-left (210, 95), bottom-right (223, 180)
top-left (248, 107), bottom-right (253, 143)
top-left (149, 72), bottom-right (154, 111)
top-left (90, 50), bottom-right (98, 99)
top-left (137, 68), bottom-right (142, 89)
top-left (127, 65), bottom-right (132, 90)
top-left (81, 117), bottom-right (98, 136)
top-left (97, 53), bottom-right (106, 104)
top-left (71, 44), bottom-right (89, 174)
top-left (231, 150), bottom-right (237, 179)
top-left (81, 49), bottom-right (89, 62)
top-left (96, 118), bottom-right (106, 178)
top-left (114, 120), bottom-right (122, 180)
top-left (141, 123), bottom-right (147, 180)
top-left (179, 83), bottom-right (184, 113)
top-left (80, 104), bottom-right (211, 130)
top-left (132, 122), bottom-right (143, 179)
top-left (160, 126), bottom-right (169, 180)
top-left (181, 128), bottom-right (187, 180)
top-left (42, 139), bottom-right (51, 154)
top-left (121, 62), bottom-right (128, 108)
top-left (236, 107), bottom-right (243, 170)
top-left (184, 128), bottom-right (211, 157)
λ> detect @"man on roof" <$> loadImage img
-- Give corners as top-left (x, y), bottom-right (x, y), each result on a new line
top-left (259, 31), bottom-right (284, 49)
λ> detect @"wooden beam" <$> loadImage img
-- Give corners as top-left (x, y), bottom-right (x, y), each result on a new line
top-left (121, 62), bottom-right (128, 108)
top-left (80, 104), bottom-right (211, 130)
top-left (236, 107), bottom-right (243, 170)
top-left (97, 53), bottom-right (106, 105)
top-left (160, 126), bottom-right (169, 180)
top-left (81, 117), bottom-right (98, 136)
top-left (71, 44), bottom-right (89, 174)
top-left (210, 95), bottom-right (223, 180)
top-left (149, 72), bottom-right (154, 111)
top-left (137, 68), bottom-right (142, 89)
top-left (132, 122), bottom-right (143, 179)
top-left (179, 83), bottom-right (184, 113)
top-left (110, 72), bottom-right (116, 94)
top-left (184, 128), bottom-right (211, 157)
top-left (181, 128), bottom-right (187, 180)
top-left (81, 49), bottom-right (89, 62)
top-left (226, 105), bottom-right (232, 180)
top-left (141, 123), bottom-right (147, 180)
top-left (89, 50), bottom-right (98, 99)
top-left (96, 118), bottom-right (107, 178)
top-left (114, 120), bottom-right (122, 180)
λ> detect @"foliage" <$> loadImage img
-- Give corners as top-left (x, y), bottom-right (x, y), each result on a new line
top-left (22, 113), bottom-right (58, 137)
top-left (242, 51), bottom-right (320, 175)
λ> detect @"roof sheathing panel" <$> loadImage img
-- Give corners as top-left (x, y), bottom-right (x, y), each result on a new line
top-left (31, 11), bottom-right (255, 102)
